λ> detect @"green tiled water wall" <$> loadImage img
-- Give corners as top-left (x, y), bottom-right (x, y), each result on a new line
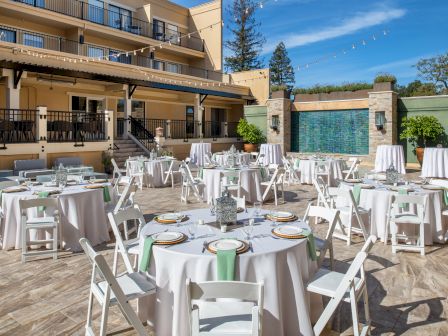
top-left (291, 109), bottom-right (369, 154)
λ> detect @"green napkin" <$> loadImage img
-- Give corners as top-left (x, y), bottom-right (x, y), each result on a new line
top-left (303, 229), bottom-right (317, 261)
top-left (217, 248), bottom-right (236, 281)
top-left (352, 185), bottom-right (362, 205)
top-left (102, 186), bottom-right (111, 203)
top-left (137, 160), bottom-right (144, 170)
top-left (139, 236), bottom-right (155, 272)
top-left (294, 159), bottom-right (300, 169)
top-left (259, 167), bottom-right (267, 181)
top-left (198, 167), bottom-right (204, 179)
top-left (38, 191), bottom-right (49, 212)
top-left (444, 189), bottom-right (448, 206)
top-left (398, 188), bottom-right (408, 209)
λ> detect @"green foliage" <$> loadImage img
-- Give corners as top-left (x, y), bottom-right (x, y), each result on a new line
top-left (236, 118), bottom-right (266, 144)
top-left (271, 84), bottom-right (288, 92)
top-left (101, 150), bottom-right (113, 173)
top-left (292, 82), bottom-right (372, 95)
top-left (374, 73), bottom-right (397, 84)
top-left (269, 42), bottom-right (295, 90)
top-left (400, 115), bottom-right (445, 148)
top-left (224, 0), bottom-right (265, 72)
top-left (396, 80), bottom-right (438, 97)
top-left (416, 52), bottom-right (448, 93)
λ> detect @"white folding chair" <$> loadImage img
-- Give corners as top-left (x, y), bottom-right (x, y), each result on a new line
top-left (112, 179), bottom-right (139, 241)
top-left (163, 160), bottom-right (182, 188)
top-left (79, 238), bottom-right (155, 336)
top-left (108, 206), bottom-right (146, 275)
top-left (232, 195), bottom-right (246, 209)
top-left (313, 177), bottom-right (331, 209)
top-left (327, 187), bottom-right (370, 246)
top-left (19, 198), bottom-right (60, 263)
top-left (220, 170), bottom-right (240, 194)
top-left (282, 156), bottom-right (300, 185)
top-left (111, 158), bottom-right (127, 184)
top-left (186, 279), bottom-right (264, 336)
top-left (302, 205), bottom-right (340, 270)
top-left (261, 167), bottom-right (285, 206)
top-left (0, 180), bottom-right (19, 246)
top-left (126, 159), bottom-right (145, 190)
top-left (314, 161), bottom-right (331, 184)
top-left (386, 194), bottom-right (427, 255)
top-left (180, 162), bottom-right (205, 204)
top-left (343, 157), bottom-right (361, 180)
top-left (254, 153), bottom-right (265, 166)
top-left (308, 251), bottom-right (370, 336)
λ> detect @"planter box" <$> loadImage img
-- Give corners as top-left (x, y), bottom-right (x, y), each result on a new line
top-left (373, 82), bottom-right (394, 91)
top-left (271, 90), bottom-right (291, 99)
top-left (294, 89), bottom-right (371, 102)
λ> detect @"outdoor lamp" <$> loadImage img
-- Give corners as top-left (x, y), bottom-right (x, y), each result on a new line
top-left (270, 115), bottom-right (280, 131)
top-left (375, 111), bottom-right (385, 130)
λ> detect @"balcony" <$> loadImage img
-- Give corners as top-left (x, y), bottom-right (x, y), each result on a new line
top-left (0, 109), bottom-right (38, 147)
top-left (0, 25), bottom-right (225, 81)
top-left (12, 0), bottom-right (205, 52)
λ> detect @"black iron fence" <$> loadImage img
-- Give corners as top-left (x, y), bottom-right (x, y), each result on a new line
top-left (129, 116), bottom-right (156, 151)
top-left (204, 121), bottom-right (222, 138)
top-left (13, 0), bottom-right (204, 52)
top-left (169, 119), bottom-right (199, 140)
top-left (0, 109), bottom-right (38, 145)
top-left (227, 122), bottom-right (239, 138)
top-left (47, 110), bottom-right (107, 143)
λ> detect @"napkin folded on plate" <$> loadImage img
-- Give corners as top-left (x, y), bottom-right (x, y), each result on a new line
top-left (38, 191), bottom-right (50, 211)
top-left (352, 185), bottom-right (362, 205)
top-left (139, 236), bottom-right (155, 272)
top-left (217, 248), bottom-right (236, 281)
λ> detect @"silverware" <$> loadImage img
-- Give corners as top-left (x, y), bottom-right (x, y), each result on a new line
top-left (249, 242), bottom-right (253, 252)
top-left (202, 241), bottom-right (208, 253)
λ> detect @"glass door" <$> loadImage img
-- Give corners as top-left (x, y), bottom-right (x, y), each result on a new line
top-left (186, 106), bottom-right (195, 138)
top-left (88, 0), bottom-right (104, 24)
top-left (153, 19), bottom-right (165, 41)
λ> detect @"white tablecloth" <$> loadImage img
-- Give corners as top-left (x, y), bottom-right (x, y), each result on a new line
top-left (138, 209), bottom-right (322, 336)
top-left (127, 159), bottom-right (172, 187)
top-left (298, 159), bottom-right (344, 186)
top-left (421, 148), bottom-right (448, 178)
top-left (1, 183), bottom-right (114, 251)
top-left (213, 152), bottom-right (251, 166)
top-left (259, 144), bottom-right (282, 166)
top-left (203, 168), bottom-right (263, 203)
top-left (190, 143), bottom-right (212, 166)
top-left (340, 181), bottom-right (447, 244)
top-left (375, 145), bottom-right (406, 174)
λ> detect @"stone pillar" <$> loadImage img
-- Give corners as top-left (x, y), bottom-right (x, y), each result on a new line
top-left (194, 94), bottom-right (204, 138)
top-left (104, 110), bottom-right (113, 141)
top-left (266, 98), bottom-right (292, 154)
top-left (123, 87), bottom-right (132, 137)
top-left (368, 91), bottom-right (398, 162)
top-left (37, 106), bottom-right (47, 163)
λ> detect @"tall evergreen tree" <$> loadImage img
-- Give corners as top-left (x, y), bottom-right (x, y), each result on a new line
top-left (224, 0), bottom-right (265, 72)
top-left (269, 42), bottom-right (295, 90)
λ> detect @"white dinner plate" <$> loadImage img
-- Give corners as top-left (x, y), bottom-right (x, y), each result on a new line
top-left (273, 226), bottom-right (304, 237)
top-left (151, 231), bottom-right (183, 242)
top-left (158, 213), bottom-right (183, 221)
top-left (208, 239), bottom-right (244, 252)
top-left (270, 211), bottom-right (294, 219)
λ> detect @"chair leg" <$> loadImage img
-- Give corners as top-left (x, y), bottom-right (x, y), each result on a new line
top-left (112, 246), bottom-right (119, 275)
top-left (329, 244), bottom-right (334, 271)
top-left (350, 289), bottom-right (361, 336)
top-left (99, 299), bottom-right (110, 336)
top-left (86, 289), bottom-right (95, 331)
top-left (123, 220), bottom-right (129, 241)
top-left (347, 216), bottom-right (352, 246)
top-left (281, 183), bottom-right (285, 204)
top-left (21, 226), bottom-right (27, 264)
top-left (273, 185), bottom-right (278, 206)
top-left (53, 224), bottom-right (58, 260)
top-left (363, 288), bottom-right (371, 335)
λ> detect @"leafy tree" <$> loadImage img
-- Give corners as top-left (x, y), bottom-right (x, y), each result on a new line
top-left (396, 80), bottom-right (437, 97)
top-left (416, 52), bottom-right (448, 93)
top-left (269, 42), bottom-right (295, 90)
top-left (225, 0), bottom-right (265, 72)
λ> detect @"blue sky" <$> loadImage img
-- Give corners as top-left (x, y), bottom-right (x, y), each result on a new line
top-left (174, 0), bottom-right (447, 88)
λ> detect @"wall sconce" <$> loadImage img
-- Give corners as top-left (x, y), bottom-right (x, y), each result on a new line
top-left (270, 115), bottom-right (280, 131)
top-left (375, 111), bottom-right (385, 130)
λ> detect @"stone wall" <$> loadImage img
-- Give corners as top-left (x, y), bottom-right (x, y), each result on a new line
top-left (266, 98), bottom-right (291, 154)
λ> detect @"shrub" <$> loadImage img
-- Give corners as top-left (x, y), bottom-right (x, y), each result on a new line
top-left (374, 73), bottom-right (397, 84)
top-left (236, 118), bottom-right (266, 144)
top-left (271, 84), bottom-right (289, 92)
top-left (292, 82), bottom-right (373, 95)
top-left (400, 115), bottom-right (445, 148)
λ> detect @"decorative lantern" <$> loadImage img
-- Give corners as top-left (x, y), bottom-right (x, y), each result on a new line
top-left (386, 163), bottom-right (399, 185)
top-left (375, 111), bottom-right (385, 130)
top-left (215, 187), bottom-right (237, 226)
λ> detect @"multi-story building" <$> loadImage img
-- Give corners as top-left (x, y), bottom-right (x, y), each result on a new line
top-left (0, 0), bottom-right (269, 170)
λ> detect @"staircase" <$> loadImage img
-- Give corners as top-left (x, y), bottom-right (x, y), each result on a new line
top-left (113, 138), bottom-right (147, 168)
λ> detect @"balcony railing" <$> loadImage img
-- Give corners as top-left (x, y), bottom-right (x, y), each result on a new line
top-left (47, 110), bottom-right (107, 143)
top-left (13, 0), bottom-right (205, 52)
top-left (0, 25), bottom-right (225, 81)
top-left (0, 109), bottom-right (38, 145)
top-left (227, 122), bottom-right (239, 138)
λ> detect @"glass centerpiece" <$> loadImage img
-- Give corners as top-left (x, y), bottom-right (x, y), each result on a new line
top-left (215, 187), bottom-right (237, 230)
top-left (386, 163), bottom-right (399, 185)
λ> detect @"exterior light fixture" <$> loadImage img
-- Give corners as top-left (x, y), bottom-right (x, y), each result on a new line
top-left (375, 111), bottom-right (385, 130)
top-left (270, 115), bottom-right (280, 131)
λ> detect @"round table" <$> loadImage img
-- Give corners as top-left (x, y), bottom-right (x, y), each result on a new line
top-left (203, 167), bottom-right (263, 203)
top-left (127, 158), bottom-right (172, 187)
top-left (137, 209), bottom-right (322, 336)
top-left (340, 180), bottom-right (447, 244)
top-left (374, 145), bottom-right (406, 174)
top-left (213, 152), bottom-right (251, 166)
top-left (298, 159), bottom-right (344, 187)
top-left (1, 183), bottom-right (114, 251)
top-left (259, 144), bottom-right (282, 166)
top-left (421, 147), bottom-right (448, 178)
top-left (190, 143), bottom-right (212, 166)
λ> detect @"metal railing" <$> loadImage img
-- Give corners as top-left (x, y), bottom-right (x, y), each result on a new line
top-left (204, 121), bottom-right (222, 138)
top-left (227, 122), bottom-right (239, 138)
top-left (129, 116), bottom-right (155, 151)
top-left (47, 110), bottom-right (107, 143)
top-left (0, 25), bottom-right (225, 81)
top-left (116, 117), bottom-right (125, 138)
top-left (13, 0), bottom-right (204, 52)
top-left (0, 109), bottom-right (38, 146)
top-left (169, 119), bottom-right (199, 140)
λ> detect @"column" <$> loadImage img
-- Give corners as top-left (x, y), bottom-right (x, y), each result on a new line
top-left (104, 110), bottom-right (113, 142)
top-left (37, 106), bottom-right (47, 163)
top-left (2, 69), bottom-right (27, 110)
top-left (266, 98), bottom-right (292, 154)
top-left (123, 86), bottom-right (132, 137)
top-left (194, 94), bottom-right (204, 138)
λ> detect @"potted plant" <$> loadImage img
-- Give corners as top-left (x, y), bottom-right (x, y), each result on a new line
top-left (374, 73), bottom-right (397, 91)
top-left (102, 150), bottom-right (113, 174)
top-left (271, 84), bottom-right (291, 99)
top-left (236, 118), bottom-right (266, 152)
top-left (399, 115), bottom-right (445, 165)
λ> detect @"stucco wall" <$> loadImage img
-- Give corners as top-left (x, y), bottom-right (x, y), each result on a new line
top-left (244, 105), bottom-right (267, 137)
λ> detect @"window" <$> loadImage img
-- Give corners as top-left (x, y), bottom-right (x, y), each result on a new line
top-left (166, 24), bottom-right (180, 45)
top-left (153, 60), bottom-right (164, 71)
top-left (23, 33), bottom-right (44, 48)
top-left (72, 96), bottom-right (104, 113)
top-left (166, 62), bottom-right (180, 74)
top-left (108, 5), bottom-right (131, 31)
top-left (109, 49), bottom-right (131, 64)
top-left (132, 100), bottom-right (145, 119)
top-left (22, 0), bottom-right (45, 7)
top-left (186, 106), bottom-right (195, 137)
top-left (72, 96), bottom-right (87, 112)
top-left (87, 46), bottom-right (104, 58)
top-left (0, 28), bottom-right (16, 43)
top-left (153, 19), bottom-right (165, 41)
top-left (88, 0), bottom-right (104, 24)
top-left (117, 99), bottom-right (124, 113)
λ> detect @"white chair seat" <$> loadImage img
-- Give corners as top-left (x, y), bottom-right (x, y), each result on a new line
top-left (314, 237), bottom-right (326, 251)
top-left (196, 301), bottom-right (255, 334)
top-left (335, 206), bottom-right (370, 215)
top-left (26, 217), bottom-right (57, 227)
top-left (98, 271), bottom-right (155, 304)
top-left (391, 213), bottom-right (421, 224)
top-left (125, 238), bottom-right (140, 255)
top-left (307, 268), bottom-right (361, 299)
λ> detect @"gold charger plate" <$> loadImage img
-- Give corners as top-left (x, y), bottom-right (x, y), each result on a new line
top-left (84, 184), bottom-right (106, 189)
top-left (265, 214), bottom-right (298, 222)
top-left (206, 239), bottom-right (249, 255)
top-left (154, 215), bottom-right (188, 224)
top-left (3, 186), bottom-right (28, 193)
top-left (151, 232), bottom-right (188, 245)
top-left (271, 228), bottom-right (307, 239)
